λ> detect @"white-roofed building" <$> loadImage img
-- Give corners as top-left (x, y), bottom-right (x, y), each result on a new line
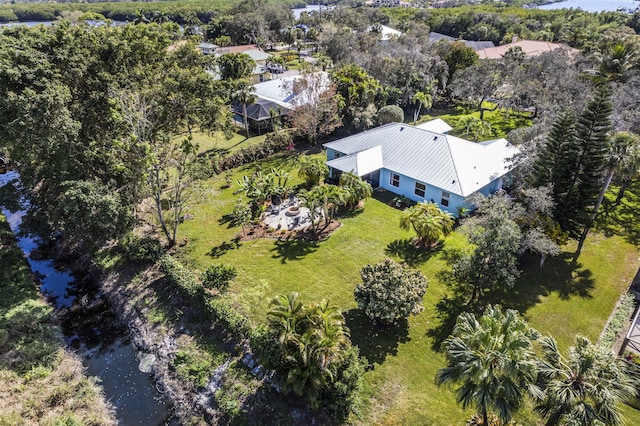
top-left (233, 72), bottom-right (330, 134)
top-left (323, 121), bottom-right (518, 217)
top-left (415, 118), bottom-right (453, 134)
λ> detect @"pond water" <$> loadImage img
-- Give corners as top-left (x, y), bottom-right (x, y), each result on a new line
top-left (538, 0), bottom-right (639, 12)
top-left (292, 3), bottom-right (335, 19)
top-left (0, 169), bottom-right (171, 425)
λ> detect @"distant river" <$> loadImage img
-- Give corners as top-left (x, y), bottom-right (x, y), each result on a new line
top-left (539, 0), bottom-right (639, 12)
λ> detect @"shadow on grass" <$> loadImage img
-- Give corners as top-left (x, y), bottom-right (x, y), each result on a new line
top-left (344, 309), bottom-right (410, 367)
top-left (207, 237), bottom-right (242, 259)
top-left (498, 253), bottom-right (595, 314)
top-left (426, 295), bottom-right (470, 352)
top-left (426, 252), bottom-right (596, 352)
top-left (218, 213), bottom-right (235, 228)
top-left (335, 207), bottom-right (365, 220)
top-left (385, 238), bottom-right (442, 267)
top-left (270, 238), bottom-right (318, 264)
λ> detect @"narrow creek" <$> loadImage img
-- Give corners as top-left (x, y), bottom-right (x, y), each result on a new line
top-left (0, 170), bottom-right (171, 425)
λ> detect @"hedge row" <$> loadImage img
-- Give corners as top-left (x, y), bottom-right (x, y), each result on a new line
top-left (212, 130), bottom-right (293, 172)
top-left (205, 297), bottom-right (252, 342)
top-left (600, 292), bottom-right (637, 350)
top-left (158, 254), bottom-right (251, 341)
top-left (159, 254), bottom-right (202, 299)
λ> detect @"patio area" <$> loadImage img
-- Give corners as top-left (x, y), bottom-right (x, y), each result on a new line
top-left (262, 197), bottom-right (315, 231)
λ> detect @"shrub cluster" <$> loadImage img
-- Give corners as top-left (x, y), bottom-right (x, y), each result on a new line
top-left (600, 293), bottom-right (637, 349)
top-left (158, 255), bottom-right (202, 299)
top-left (119, 233), bottom-right (163, 263)
top-left (205, 297), bottom-right (252, 342)
top-left (200, 264), bottom-right (237, 293)
top-left (213, 130), bottom-right (293, 172)
top-left (158, 255), bottom-right (251, 342)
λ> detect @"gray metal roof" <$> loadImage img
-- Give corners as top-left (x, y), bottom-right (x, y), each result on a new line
top-left (323, 123), bottom-right (517, 197)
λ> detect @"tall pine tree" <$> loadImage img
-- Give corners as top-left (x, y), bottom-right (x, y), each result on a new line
top-left (570, 86), bottom-right (612, 236)
top-left (529, 88), bottom-right (612, 238)
top-left (529, 110), bottom-right (579, 229)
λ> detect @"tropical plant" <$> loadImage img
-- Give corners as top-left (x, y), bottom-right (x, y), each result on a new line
top-left (399, 201), bottom-right (454, 248)
top-left (255, 293), bottom-right (359, 410)
top-left (436, 306), bottom-right (542, 426)
top-left (535, 335), bottom-right (636, 426)
top-left (298, 184), bottom-right (344, 232)
top-left (298, 156), bottom-right (329, 187)
top-left (339, 172), bottom-right (372, 209)
top-left (232, 80), bottom-right (257, 139)
top-left (413, 86), bottom-right (433, 125)
top-left (354, 258), bottom-right (428, 325)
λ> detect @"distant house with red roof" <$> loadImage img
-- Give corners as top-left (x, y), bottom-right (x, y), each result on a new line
top-left (476, 40), bottom-right (578, 60)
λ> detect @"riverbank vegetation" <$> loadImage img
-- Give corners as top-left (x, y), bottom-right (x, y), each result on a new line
top-left (0, 213), bottom-right (115, 425)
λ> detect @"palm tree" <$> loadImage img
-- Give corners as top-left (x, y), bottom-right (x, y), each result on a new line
top-left (436, 306), bottom-right (542, 426)
top-left (399, 202), bottom-right (454, 248)
top-left (307, 300), bottom-right (350, 371)
top-left (413, 86), bottom-right (434, 125)
top-left (267, 292), bottom-right (304, 347)
top-left (339, 172), bottom-right (373, 209)
top-left (316, 55), bottom-right (333, 71)
top-left (597, 42), bottom-right (637, 82)
top-left (232, 80), bottom-right (256, 139)
top-left (576, 131), bottom-right (640, 256)
top-left (298, 188), bottom-right (323, 233)
top-left (535, 335), bottom-right (636, 426)
top-left (298, 156), bottom-right (329, 187)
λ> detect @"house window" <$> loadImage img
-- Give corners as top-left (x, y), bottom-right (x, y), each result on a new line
top-left (441, 191), bottom-right (450, 207)
top-left (414, 182), bottom-right (426, 198)
top-left (390, 173), bottom-right (400, 187)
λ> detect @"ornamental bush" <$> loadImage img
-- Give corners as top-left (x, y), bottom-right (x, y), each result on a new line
top-left (354, 258), bottom-right (428, 325)
top-left (200, 264), bottom-right (237, 293)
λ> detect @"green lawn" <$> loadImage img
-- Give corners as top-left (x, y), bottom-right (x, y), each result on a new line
top-left (421, 103), bottom-right (533, 141)
top-left (175, 153), bottom-right (640, 424)
top-left (174, 129), bottom-right (266, 156)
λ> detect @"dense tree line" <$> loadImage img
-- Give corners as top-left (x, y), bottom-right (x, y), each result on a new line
top-left (0, 22), bottom-right (230, 250)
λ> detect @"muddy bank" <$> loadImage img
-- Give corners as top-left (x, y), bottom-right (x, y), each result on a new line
top-left (94, 263), bottom-right (230, 424)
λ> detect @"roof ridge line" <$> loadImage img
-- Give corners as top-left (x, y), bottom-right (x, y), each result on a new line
top-left (442, 134), bottom-right (464, 196)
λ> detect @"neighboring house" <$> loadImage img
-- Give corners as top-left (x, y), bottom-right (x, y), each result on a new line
top-left (428, 32), bottom-right (495, 51)
top-left (323, 121), bottom-right (518, 217)
top-left (476, 40), bottom-right (579, 60)
top-left (198, 42), bottom-right (218, 55)
top-left (367, 24), bottom-right (404, 42)
top-left (232, 72), bottom-right (330, 134)
top-left (200, 43), bottom-right (273, 83)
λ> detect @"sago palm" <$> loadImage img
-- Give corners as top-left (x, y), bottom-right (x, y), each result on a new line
top-left (436, 306), bottom-right (542, 426)
top-left (400, 201), bottom-right (454, 247)
top-left (535, 335), bottom-right (636, 426)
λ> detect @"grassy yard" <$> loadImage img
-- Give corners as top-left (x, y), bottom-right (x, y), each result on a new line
top-left (173, 152), bottom-right (640, 424)
top-left (174, 129), bottom-right (266, 156)
top-left (421, 103), bottom-right (533, 141)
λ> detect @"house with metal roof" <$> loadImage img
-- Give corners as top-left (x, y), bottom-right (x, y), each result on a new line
top-left (232, 72), bottom-right (330, 134)
top-left (323, 121), bottom-right (518, 216)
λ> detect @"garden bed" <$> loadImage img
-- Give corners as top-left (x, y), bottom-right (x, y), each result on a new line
top-left (239, 220), bottom-right (341, 242)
